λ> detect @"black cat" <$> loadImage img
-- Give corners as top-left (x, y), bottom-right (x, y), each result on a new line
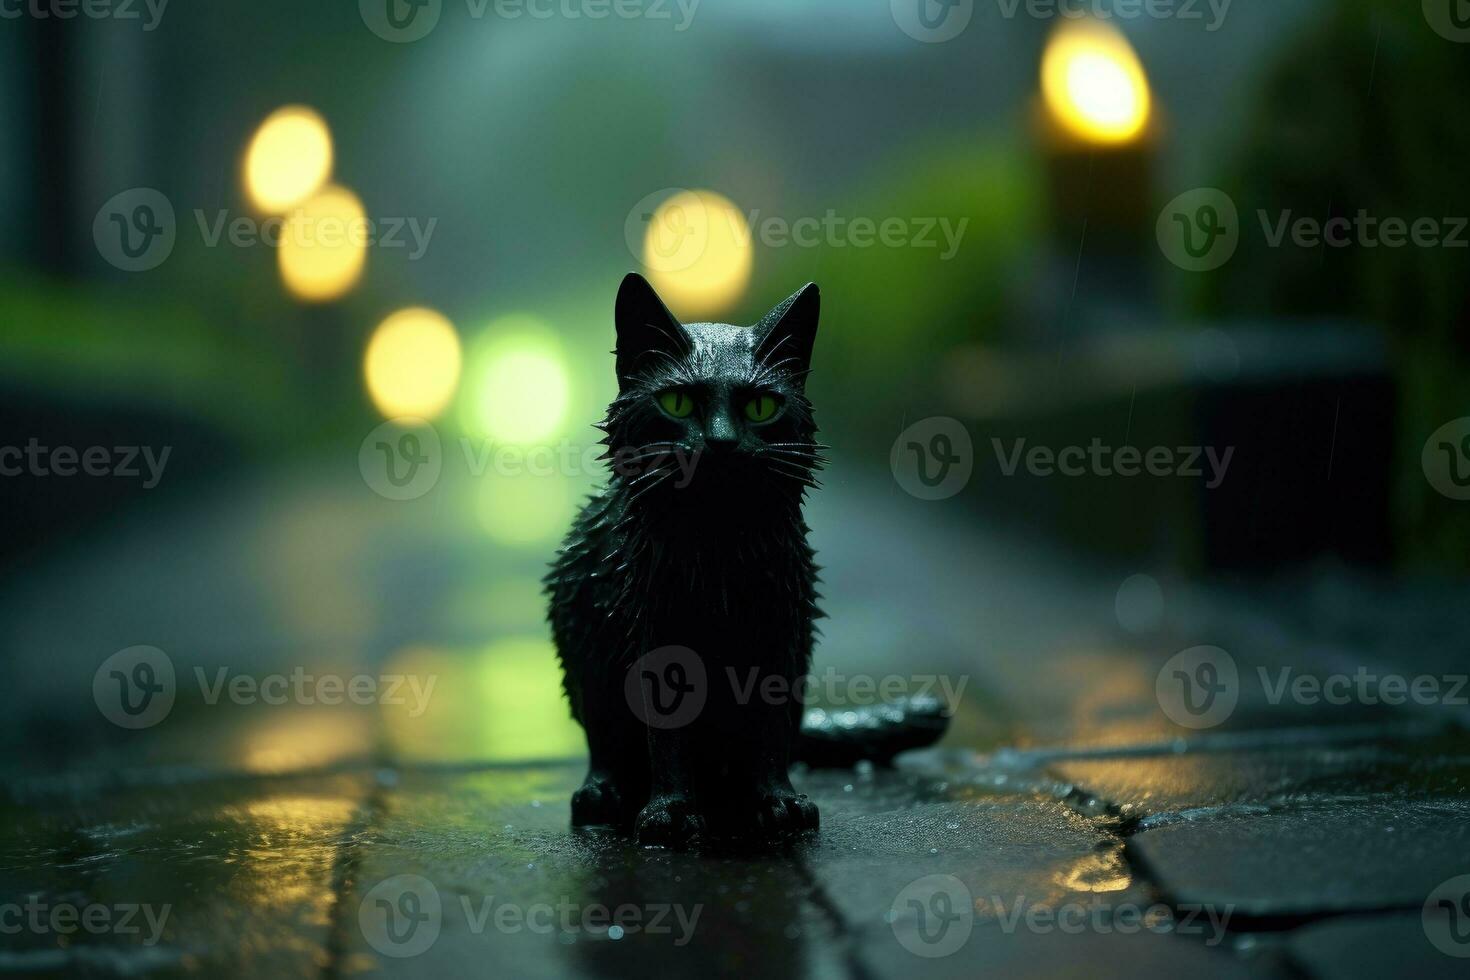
top-left (546, 273), bottom-right (946, 846)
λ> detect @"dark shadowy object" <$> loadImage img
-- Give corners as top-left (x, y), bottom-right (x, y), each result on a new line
top-left (546, 274), bottom-right (946, 847)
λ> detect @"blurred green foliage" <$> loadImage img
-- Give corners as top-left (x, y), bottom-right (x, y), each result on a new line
top-left (762, 136), bottom-right (1040, 446)
top-left (0, 274), bottom-right (291, 439)
top-left (1186, 0), bottom-right (1470, 570)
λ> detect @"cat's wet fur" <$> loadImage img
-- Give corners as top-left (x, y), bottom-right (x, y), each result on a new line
top-left (546, 273), bottom-right (824, 847)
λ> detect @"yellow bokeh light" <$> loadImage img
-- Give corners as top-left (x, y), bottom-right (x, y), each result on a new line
top-left (1041, 20), bottom-right (1152, 145)
top-left (381, 641), bottom-right (584, 763)
top-left (473, 637), bottom-right (584, 758)
top-left (476, 472), bottom-right (575, 547)
top-left (244, 105), bottom-right (334, 213)
top-left (364, 307), bottom-right (462, 419)
top-left (459, 317), bottom-right (571, 444)
top-left (642, 189), bottom-right (753, 320)
top-left (278, 185), bottom-right (368, 303)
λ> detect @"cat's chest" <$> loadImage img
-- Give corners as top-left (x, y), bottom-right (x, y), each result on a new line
top-left (614, 533), bottom-right (813, 643)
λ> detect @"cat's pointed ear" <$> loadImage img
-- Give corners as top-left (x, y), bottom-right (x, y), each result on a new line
top-left (754, 283), bottom-right (820, 383)
top-left (615, 272), bottom-right (689, 386)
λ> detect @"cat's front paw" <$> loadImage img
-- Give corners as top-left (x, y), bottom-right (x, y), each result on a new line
top-left (571, 774), bottom-right (629, 828)
top-left (755, 791), bottom-right (819, 838)
top-left (635, 794), bottom-right (705, 848)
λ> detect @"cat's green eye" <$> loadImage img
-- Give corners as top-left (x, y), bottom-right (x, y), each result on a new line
top-left (657, 388), bottom-right (696, 419)
top-left (744, 393), bottom-right (782, 423)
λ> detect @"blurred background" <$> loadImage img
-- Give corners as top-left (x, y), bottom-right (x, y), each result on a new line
top-left (1, 0), bottom-right (1467, 778)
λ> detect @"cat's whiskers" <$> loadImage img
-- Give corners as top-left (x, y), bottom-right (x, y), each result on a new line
top-left (761, 447), bottom-right (827, 471)
top-left (760, 456), bottom-right (822, 489)
top-left (765, 441), bottom-right (829, 451)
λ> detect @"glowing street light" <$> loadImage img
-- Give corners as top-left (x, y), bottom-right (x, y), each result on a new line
top-left (641, 189), bottom-right (753, 320)
top-left (459, 316), bottom-right (572, 445)
top-left (277, 184), bottom-right (368, 303)
top-left (244, 105), bottom-right (333, 213)
top-left (363, 307), bottom-right (463, 419)
top-left (1041, 19), bottom-right (1152, 146)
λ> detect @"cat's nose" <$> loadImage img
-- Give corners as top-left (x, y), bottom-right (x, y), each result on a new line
top-left (704, 408), bottom-right (739, 453)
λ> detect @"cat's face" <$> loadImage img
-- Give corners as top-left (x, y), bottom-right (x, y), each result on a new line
top-left (603, 273), bottom-right (822, 494)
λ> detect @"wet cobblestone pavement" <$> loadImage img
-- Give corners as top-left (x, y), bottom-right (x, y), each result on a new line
top-left (2, 467), bottom-right (1467, 977)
